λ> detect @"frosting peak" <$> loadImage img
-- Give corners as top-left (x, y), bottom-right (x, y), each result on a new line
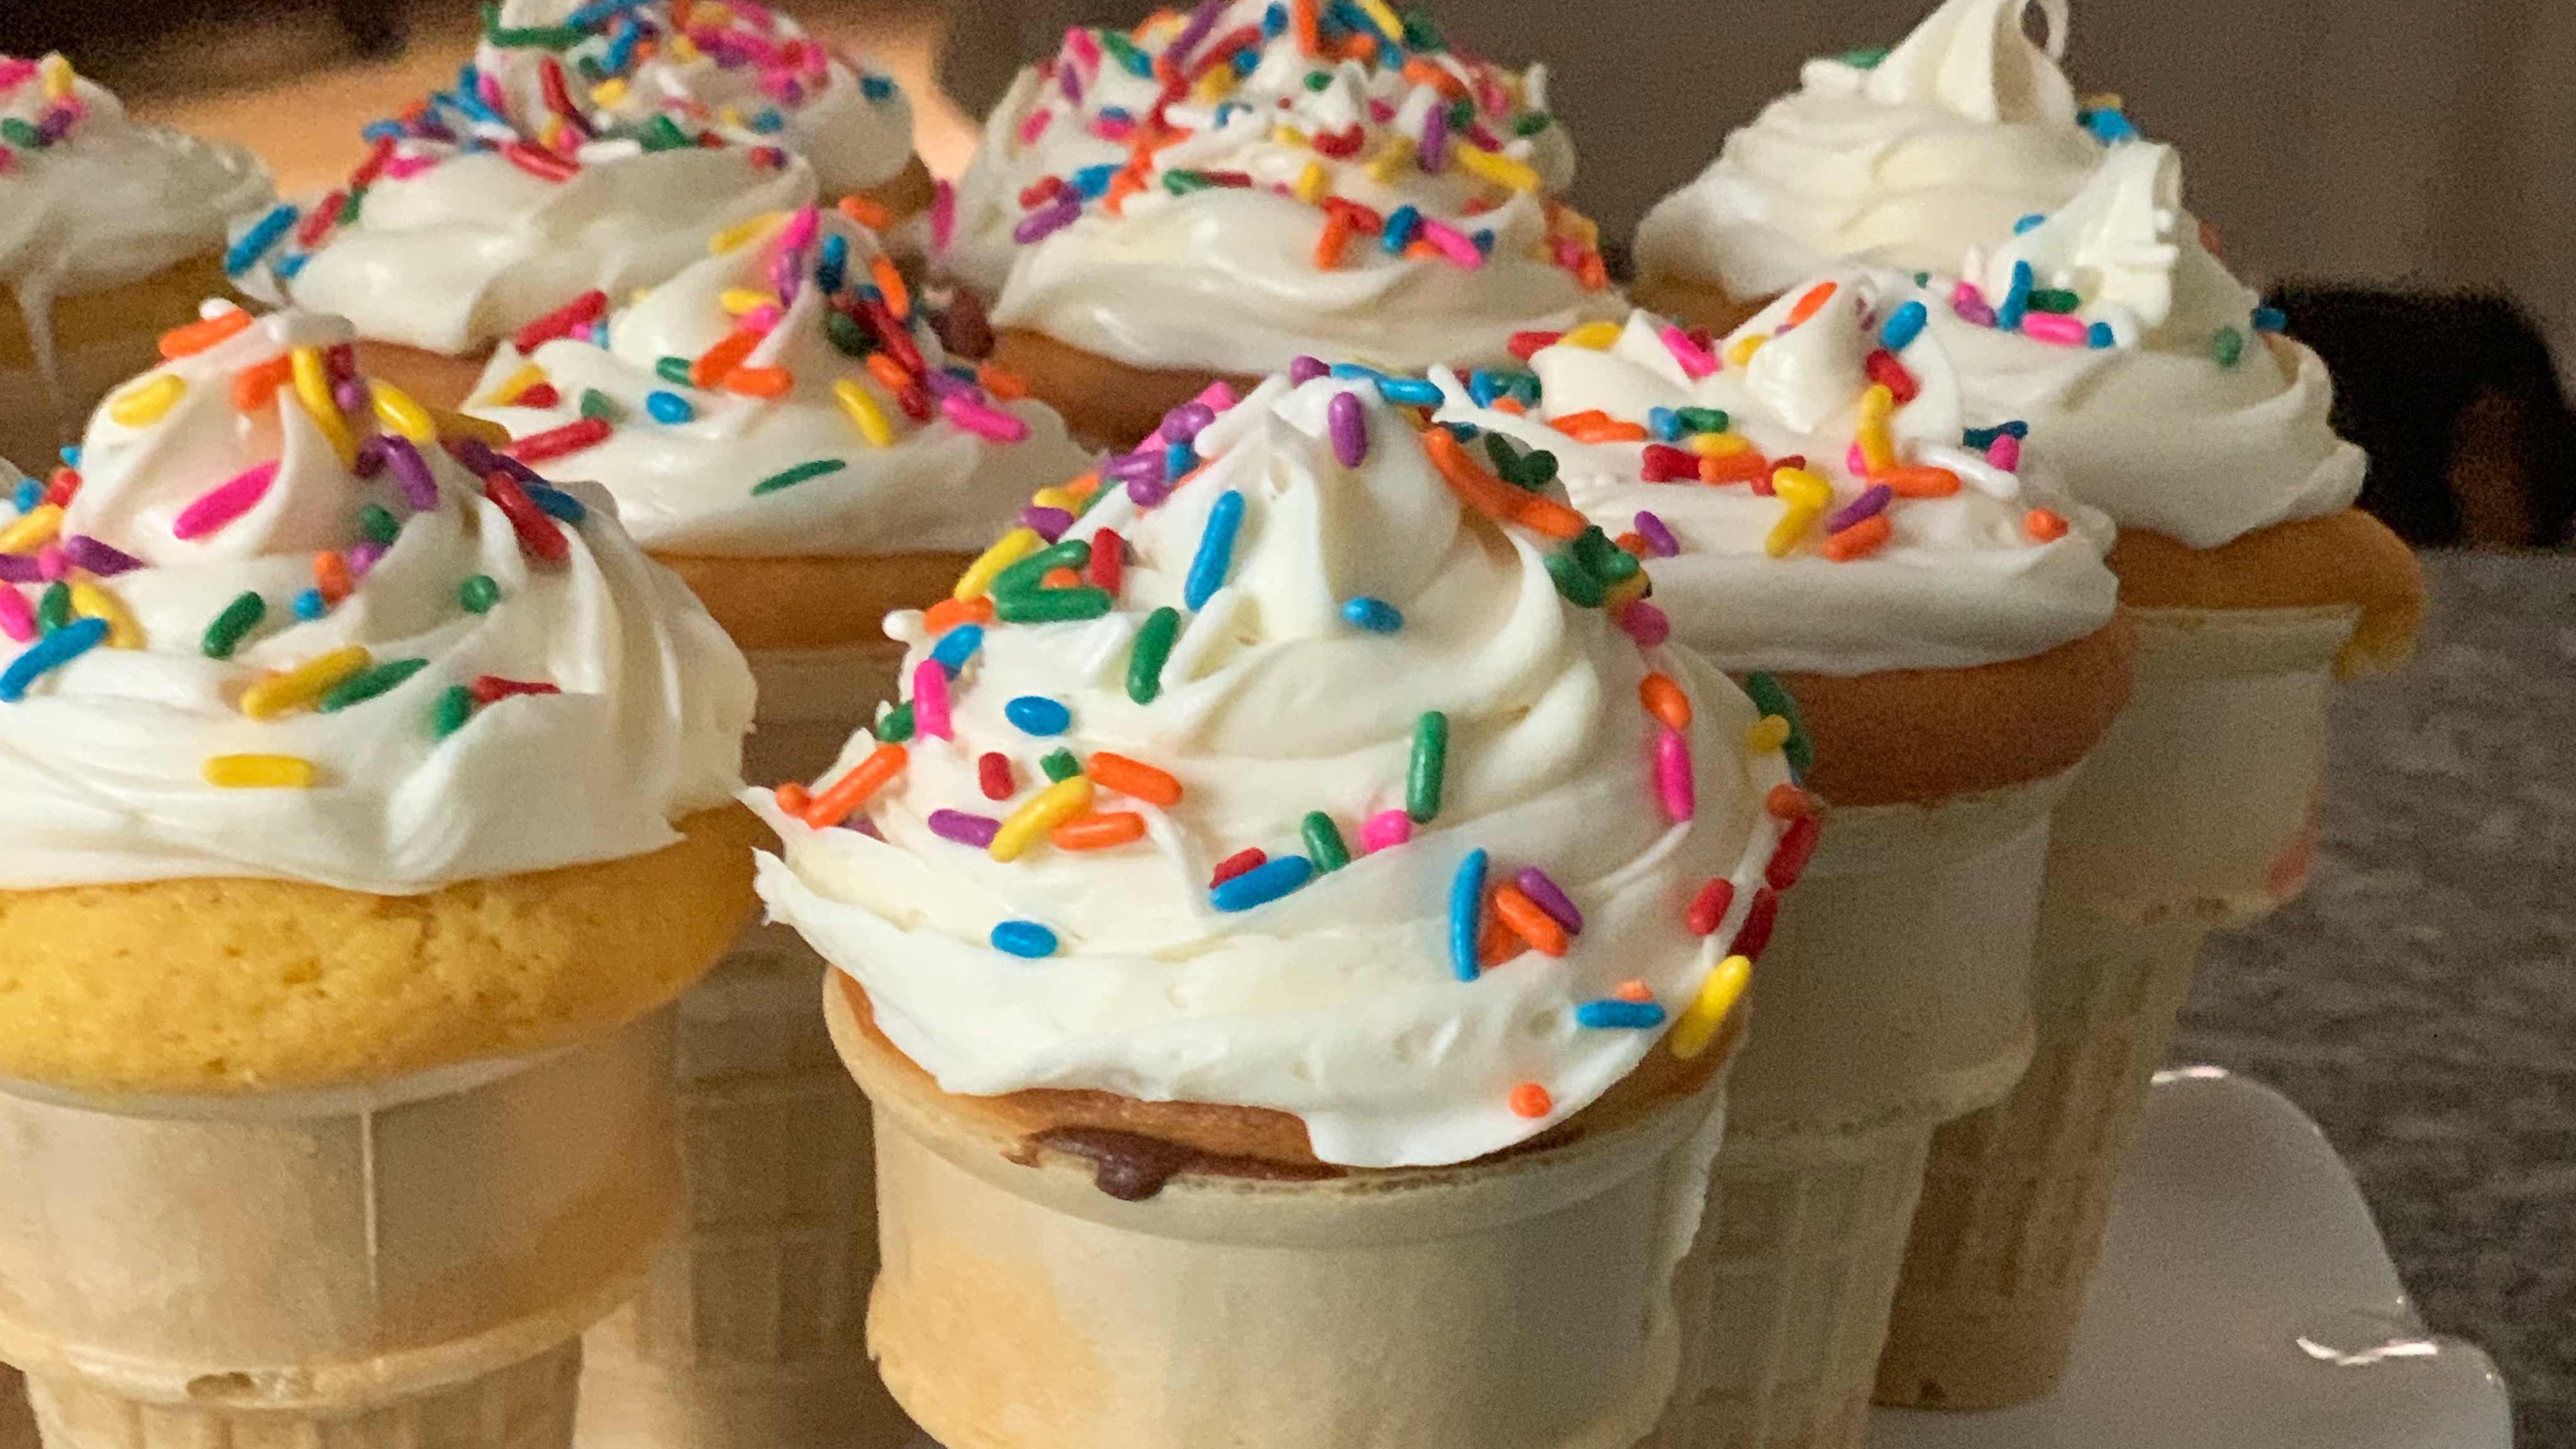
top-left (1855, 0), bottom-right (2075, 125)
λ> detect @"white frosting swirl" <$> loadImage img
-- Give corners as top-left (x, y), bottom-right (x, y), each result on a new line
top-left (1634, 0), bottom-right (2102, 302)
top-left (1435, 295), bottom-right (2119, 676)
top-left (957, 3), bottom-right (1618, 374)
top-left (753, 375), bottom-right (1792, 1169)
top-left (0, 306), bottom-right (752, 892)
top-left (468, 208), bottom-right (1091, 557)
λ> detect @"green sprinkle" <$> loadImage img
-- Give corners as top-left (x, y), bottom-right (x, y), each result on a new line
top-left (458, 574), bottom-right (501, 613)
top-left (1304, 70), bottom-right (1333, 92)
top-left (1511, 111), bottom-right (1554, 137)
top-left (357, 504), bottom-right (401, 547)
top-left (1399, 8), bottom-right (1443, 49)
top-left (1041, 748), bottom-right (1081, 782)
top-left (480, 4), bottom-right (582, 48)
top-left (1743, 672), bottom-right (1814, 779)
top-left (1163, 170), bottom-right (1214, 195)
top-left (340, 190), bottom-right (365, 225)
top-left (639, 114), bottom-right (692, 152)
top-left (1448, 98), bottom-right (1475, 130)
top-left (1545, 550), bottom-right (1606, 608)
top-left (2211, 327), bottom-right (2246, 368)
top-left (994, 587), bottom-right (1112, 624)
top-left (0, 119), bottom-right (42, 150)
top-left (875, 701), bottom-right (916, 743)
top-left (1674, 406), bottom-right (1730, 435)
top-left (991, 539), bottom-right (1091, 597)
top-left (2027, 288), bottom-right (2084, 314)
top-left (1840, 45), bottom-right (1890, 69)
top-left (431, 684), bottom-right (475, 740)
top-left (824, 309), bottom-right (874, 358)
top-left (750, 458), bottom-right (850, 496)
top-left (201, 591), bottom-right (266, 659)
top-left (319, 657), bottom-right (430, 713)
top-left (1484, 432), bottom-right (1534, 487)
top-left (578, 388), bottom-right (623, 423)
top-left (1302, 811), bottom-right (1351, 872)
top-left (1573, 526), bottom-right (1640, 584)
top-left (1407, 711), bottom-right (1448, 824)
top-left (655, 356), bottom-right (694, 386)
top-left (35, 581), bottom-right (70, 633)
top-left (1099, 30), bottom-right (1149, 74)
top-left (1127, 606), bottom-right (1180, 704)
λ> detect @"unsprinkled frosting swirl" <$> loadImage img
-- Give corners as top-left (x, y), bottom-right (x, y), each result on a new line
top-left (951, 0), bottom-right (1619, 375)
top-left (0, 305), bottom-right (750, 893)
top-left (1434, 293), bottom-right (2118, 677)
top-left (753, 372), bottom-right (1804, 1169)
top-left (232, 0), bottom-right (918, 355)
top-left (1634, 0), bottom-right (2104, 303)
top-left (0, 55), bottom-right (272, 304)
top-left (468, 207), bottom-right (1089, 558)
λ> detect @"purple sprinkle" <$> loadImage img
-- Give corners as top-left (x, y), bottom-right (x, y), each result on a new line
top-left (1633, 510), bottom-right (1679, 558)
top-left (1126, 475), bottom-right (1173, 508)
top-left (1058, 60), bottom-right (1084, 106)
top-left (1824, 483), bottom-right (1893, 534)
top-left (919, 369), bottom-right (976, 401)
top-left (768, 250), bottom-right (799, 303)
top-left (1514, 867), bottom-right (1584, 935)
top-left (1165, 0), bottom-right (1224, 70)
top-left (928, 809), bottom-right (1001, 847)
top-left (62, 536), bottom-right (142, 577)
top-left (1289, 355), bottom-right (1328, 384)
top-left (1326, 389), bottom-right (1367, 467)
top-left (1103, 448), bottom-right (1167, 484)
top-left (380, 436), bottom-right (441, 512)
top-left (345, 541), bottom-right (387, 578)
top-left (443, 435), bottom-right (500, 475)
top-left (0, 555), bottom-right (40, 584)
top-left (333, 377), bottom-right (371, 415)
top-left (1012, 196), bottom-right (1082, 245)
top-left (1021, 504), bottom-right (1075, 540)
top-left (1419, 103), bottom-right (1448, 171)
top-left (1615, 599), bottom-right (1670, 648)
top-left (1158, 401), bottom-right (1216, 443)
top-left (353, 436), bottom-right (387, 477)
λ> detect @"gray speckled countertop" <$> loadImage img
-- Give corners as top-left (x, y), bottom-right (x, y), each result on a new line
top-left (2170, 550), bottom-right (2575, 1446)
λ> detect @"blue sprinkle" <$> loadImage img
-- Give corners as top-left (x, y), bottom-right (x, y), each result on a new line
top-left (292, 589), bottom-right (330, 621)
top-left (1646, 406), bottom-right (1682, 442)
top-left (1164, 440), bottom-right (1197, 480)
top-left (1382, 204), bottom-right (1422, 252)
top-left (748, 109), bottom-right (786, 134)
top-left (1263, 1), bottom-right (1288, 35)
top-left (817, 232), bottom-right (850, 292)
top-left (2013, 213), bottom-right (2048, 235)
top-left (525, 484), bottom-right (587, 523)
top-left (274, 253), bottom-right (312, 282)
top-left (1575, 999), bottom-right (1670, 1030)
top-left (11, 479), bottom-right (39, 514)
top-left (1467, 370), bottom-right (1500, 408)
top-left (1448, 848), bottom-right (1487, 981)
top-left (1472, 229), bottom-right (1495, 255)
top-left (991, 920), bottom-right (1060, 957)
top-left (1232, 48), bottom-right (1260, 76)
top-left (0, 616), bottom-right (108, 702)
top-left (604, 18), bottom-right (642, 73)
top-left (1114, 41), bottom-right (1154, 77)
top-left (360, 119), bottom-right (405, 143)
top-left (1879, 299), bottom-right (1929, 352)
top-left (1212, 854), bottom-right (1315, 912)
top-left (2087, 321), bottom-right (2117, 349)
top-left (1329, 362), bottom-right (1383, 381)
top-left (1962, 421), bottom-right (2031, 449)
top-left (225, 204), bottom-right (301, 277)
top-left (1372, 375), bottom-right (1441, 407)
top-left (1183, 489), bottom-right (1246, 610)
top-left (2252, 306), bottom-right (2288, 335)
top-left (57, 445), bottom-right (79, 469)
top-left (566, 0), bottom-right (650, 28)
top-left (1341, 596), bottom-right (1403, 632)
top-left (930, 623), bottom-right (984, 676)
top-left (2079, 108), bottom-right (2138, 144)
top-left (1997, 260), bottom-right (2035, 332)
top-left (1440, 420), bottom-right (1480, 441)
top-left (1004, 695), bottom-right (1072, 735)
top-left (1099, 105), bottom-right (1135, 126)
top-left (860, 74), bottom-right (897, 101)
top-left (1070, 162), bottom-right (1121, 198)
top-left (646, 391), bottom-right (694, 424)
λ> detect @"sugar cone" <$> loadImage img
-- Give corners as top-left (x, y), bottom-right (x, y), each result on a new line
top-left (830, 977), bottom-right (1738, 1449)
top-left (0, 253), bottom-right (235, 473)
top-left (0, 1011), bottom-right (681, 1449)
top-left (577, 643), bottom-right (914, 1449)
top-left (1, 1368), bottom-right (33, 1449)
top-left (1879, 604), bottom-right (2362, 1410)
top-left (1657, 770), bottom-right (2074, 1449)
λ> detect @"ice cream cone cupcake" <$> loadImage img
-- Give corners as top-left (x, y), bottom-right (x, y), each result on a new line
top-left (0, 54), bottom-right (273, 473)
top-left (0, 306), bottom-right (757, 1449)
top-left (464, 201), bottom-right (1087, 1448)
top-left (941, 2), bottom-right (1623, 447)
top-left (1435, 287), bottom-right (2133, 1449)
top-left (752, 370), bottom-right (1805, 1447)
top-left (230, 0), bottom-right (928, 414)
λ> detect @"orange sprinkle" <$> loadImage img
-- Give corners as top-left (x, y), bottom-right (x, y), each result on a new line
top-left (1040, 565), bottom-right (1082, 589)
top-left (159, 308), bottom-right (253, 360)
top-left (1577, 250), bottom-right (1609, 292)
top-left (1086, 752), bottom-right (1184, 808)
top-left (1875, 467), bottom-right (1962, 498)
top-left (2025, 508), bottom-right (2070, 542)
top-left (865, 352), bottom-right (914, 392)
top-left (1478, 911), bottom-right (1521, 969)
top-left (801, 743), bottom-right (907, 828)
top-left (923, 595), bottom-right (994, 633)
top-left (774, 782), bottom-right (811, 814)
top-left (1050, 811), bottom-right (1147, 850)
top-left (1822, 514), bottom-right (1893, 562)
top-left (1401, 57), bottom-right (1467, 97)
top-left (723, 365), bottom-right (794, 398)
top-left (1509, 1082), bottom-right (1553, 1119)
top-left (1103, 169), bottom-right (1146, 217)
top-left (1062, 471), bottom-right (1102, 501)
top-left (1422, 427), bottom-right (1585, 540)
top-left (1342, 31), bottom-right (1379, 62)
top-left (689, 329), bottom-right (760, 389)
top-left (1785, 280), bottom-right (1838, 327)
top-left (1613, 979), bottom-right (1655, 1003)
top-left (1638, 672), bottom-right (1692, 732)
top-left (836, 194), bottom-right (892, 231)
top-left (1550, 410), bottom-right (1652, 444)
top-left (1492, 397), bottom-right (1528, 416)
top-left (1614, 531), bottom-right (1648, 555)
top-left (312, 551), bottom-right (353, 604)
top-left (1492, 884), bottom-right (1569, 957)
top-left (1292, 0), bottom-right (1319, 53)
top-left (1766, 783), bottom-right (1814, 820)
top-left (979, 364), bottom-right (1030, 401)
top-left (1404, 238), bottom-right (1440, 262)
top-left (1313, 209), bottom-right (1353, 271)
top-left (231, 355), bottom-right (295, 413)
top-left (869, 253), bottom-right (911, 319)
top-left (1699, 450), bottom-right (1772, 486)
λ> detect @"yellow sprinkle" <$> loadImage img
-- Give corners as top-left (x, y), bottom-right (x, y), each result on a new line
top-left (1726, 334), bottom-right (1767, 367)
top-left (1030, 486), bottom-right (1079, 511)
top-left (1272, 123), bottom-right (1312, 149)
top-left (38, 54), bottom-right (73, 103)
top-left (991, 777), bottom-right (1094, 863)
top-left (716, 104), bottom-right (745, 130)
top-left (429, 407), bottom-right (511, 446)
top-left (540, 116), bottom-right (570, 153)
top-left (1743, 714), bottom-right (1791, 753)
top-left (1688, 431), bottom-right (1753, 458)
top-left (1770, 467), bottom-right (1832, 510)
top-left (372, 382), bottom-right (436, 442)
top-left (1858, 418), bottom-right (1897, 475)
top-left (1858, 383), bottom-right (1896, 423)
top-left (1353, 0), bottom-right (1406, 44)
top-left (240, 647), bottom-right (371, 720)
top-left (290, 347), bottom-right (357, 468)
top-left (1552, 205), bottom-right (1601, 250)
top-left (833, 377), bottom-right (894, 448)
top-left (952, 526), bottom-right (1043, 602)
top-left (203, 754), bottom-right (319, 789)
top-left (590, 77), bottom-right (631, 109)
top-left (1192, 67), bottom-right (1235, 103)
top-left (1669, 955), bottom-right (1752, 1060)
top-left (486, 362), bottom-right (548, 408)
top-left (1559, 321), bottom-right (1623, 351)
top-left (1765, 504), bottom-right (1820, 559)
top-left (2081, 92), bottom-right (2124, 112)
top-left (108, 374), bottom-right (186, 428)
top-left (719, 287), bottom-right (780, 316)
top-left (709, 211), bottom-right (787, 256)
top-left (68, 582), bottom-right (142, 649)
top-left (1604, 572), bottom-right (1650, 610)
top-left (1292, 158), bottom-right (1328, 204)
top-left (0, 504), bottom-right (63, 555)
top-left (696, 1), bottom-right (733, 21)
top-left (1453, 143), bottom-right (1540, 193)
top-left (1365, 136), bottom-right (1416, 183)
top-left (666, 33), bottom-right (701, 62)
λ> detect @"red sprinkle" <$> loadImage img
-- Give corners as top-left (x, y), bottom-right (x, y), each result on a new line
top-left (1211, 848), bottom-right (1267, 887)
top-left (1767, 814), bottom-right (1822, 891)
top-left (1731, 886), bottom-right (1780, 960)
top-left (1641, 444), bottom-right (1699, 482)
top-left (482, 473), bottom-right (570, 563)
top-left (1863, 348), bottom-right (1921, 403)
top-left (1508, 331), bottom-right (1563, 362)
top-left (469, 675), bottom-right (562, 706)
top-left (978, 752), bottom-right (1014, 801)
top-left (501, 140), bottom-right (580, 182)
top-left (1685, 878), bottom-right (1735, 937)
top-left (504, 417), bottom-right (612, 465)
top-left (1087, 528), bottom-right (1125, 595)
top-left (1765, 783), bottom-right (1813, 820)
top-left (512, 290), bottom-right (609, 354)
top-left (513, 383), bottom-right (561, 410)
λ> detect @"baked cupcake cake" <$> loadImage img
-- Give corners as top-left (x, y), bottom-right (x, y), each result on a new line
top-left (1435, 289), bottom-right (2132, 1448)
top-left (231, 0), bottom-right (924, 413)
top-left (0, 53), bottom-right (273, 470)
top-left (0, 303), bottom-right (755, 1448)
top-left (758, 371), bottom-right (1802, 1446)
top-left (945, 1), bottom-right (1622, 445)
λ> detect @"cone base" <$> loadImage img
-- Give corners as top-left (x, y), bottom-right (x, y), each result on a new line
top-left (24, 1341), bottom-right (580, 1449)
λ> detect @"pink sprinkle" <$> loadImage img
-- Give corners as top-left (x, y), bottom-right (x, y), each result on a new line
top-left (345, 541), bottom-right (387, 579)
top-left (1989, 433), bottom-right (2022, 472)
top-left (741, 303), bottom-right (784, 333)
top-left (941, 392), bottom-right (1031, 442)
top-left (35, 545), bottom-right (65, 582)
top-left (2021, 313), bottom-right (2090, 347)
top-left (1018, 108), bottom-right (1055, 147)
top-left (1658, 324), bottom-right (1719, 379)
top-left (913, 659), bottom-right (953, 740)
top-left (1066, 26), bottom-right (1103, 70)
top-left (1416, 218), bottom-right (1484, 269)
top-left (172, 461), bottom-right (280, 541)
top-left (1845, 441), bottom-right (1869, 474)
top-left (384, 154), bottom-right (436, 180)
top-left (0, 587), bottom-right (33, 643)
top-left (775, 203), bottom-right (819, 255)
top-left (1091, 113), bottom-right (1135, 142)
top-left (1951, 280), bottom-right (1997, 328)
top-left (1358, 809), bottom-right (1413, 853)
top-left (1653, 728), bottom-right (1695, 822)
top-left (1615, 599), bottom-right (1670, 647)
top-left (0, 59), bottom-right (37, 91)
top-left (1191, 380), bottom-right (1239, 412)
top-left (930, 179), bottom-right (956, 254)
